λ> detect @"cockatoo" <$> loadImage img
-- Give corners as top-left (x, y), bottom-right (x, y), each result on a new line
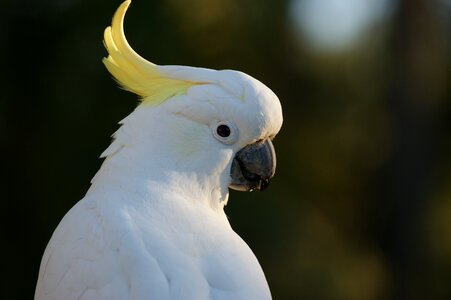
top-left (35, 1), bottom-right (283, 299)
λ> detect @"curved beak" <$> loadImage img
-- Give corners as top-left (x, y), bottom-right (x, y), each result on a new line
top-left (229, 138), bottom-right (276, 192)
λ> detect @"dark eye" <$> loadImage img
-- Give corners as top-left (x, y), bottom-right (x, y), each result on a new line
top-left (216, 124), bottom-right (231, 137)
top-left (212, 121), bottom-right (238, 144)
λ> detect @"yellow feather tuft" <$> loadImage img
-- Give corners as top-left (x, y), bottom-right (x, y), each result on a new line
top-left (103, 0), bottom-right (196, 105)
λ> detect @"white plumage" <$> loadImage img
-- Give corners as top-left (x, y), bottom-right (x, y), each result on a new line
top-left (35, 1), bottom-right (283, 299)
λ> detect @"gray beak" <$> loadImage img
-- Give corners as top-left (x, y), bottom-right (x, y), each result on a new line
top-left (229, 138), bottom-right (276, 192)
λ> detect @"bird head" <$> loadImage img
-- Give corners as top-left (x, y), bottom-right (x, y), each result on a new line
top-left (101, 0), bottom-right (283, 204)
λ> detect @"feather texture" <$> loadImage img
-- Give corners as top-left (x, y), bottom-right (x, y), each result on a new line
top-left (103, 0), bottom-right (198, 105)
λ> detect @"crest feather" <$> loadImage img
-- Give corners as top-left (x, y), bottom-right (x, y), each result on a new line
top-left (103, 0), bottom-right (196, 105)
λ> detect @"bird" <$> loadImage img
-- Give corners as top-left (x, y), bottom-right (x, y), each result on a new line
top-left (34, 1), bottom-right (283, 299)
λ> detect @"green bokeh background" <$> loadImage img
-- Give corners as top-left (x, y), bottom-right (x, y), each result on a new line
top-left (2, 0), bottom-right (450, 299)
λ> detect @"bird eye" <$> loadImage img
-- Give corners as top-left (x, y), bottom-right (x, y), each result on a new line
top-left (212, 121), bottom-right (238, 144)
top-left (216, 124), bottom-right (231, 137)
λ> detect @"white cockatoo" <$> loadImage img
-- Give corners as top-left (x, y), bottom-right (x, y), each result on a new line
top-left (35, 1), bottom-right (283, 299)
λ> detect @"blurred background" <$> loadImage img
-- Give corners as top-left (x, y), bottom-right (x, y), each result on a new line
top-left (2, 0), bottom-right (450, 299)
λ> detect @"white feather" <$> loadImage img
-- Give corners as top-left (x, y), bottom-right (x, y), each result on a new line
top-left (35, 1), bottom-right (282, 299)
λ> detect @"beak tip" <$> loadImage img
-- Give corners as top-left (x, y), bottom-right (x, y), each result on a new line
top-left (258, 178), bottom-right (271, 191)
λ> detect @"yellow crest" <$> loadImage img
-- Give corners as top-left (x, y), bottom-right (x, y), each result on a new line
top-left (103, 0), bottom-right (196, 105)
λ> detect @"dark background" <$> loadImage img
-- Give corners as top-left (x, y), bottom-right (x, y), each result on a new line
top-left (2, 0), bottom-right (450, 299)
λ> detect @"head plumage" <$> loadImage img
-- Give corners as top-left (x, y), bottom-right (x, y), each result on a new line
top-left (103, 0), bottom-right (199, 105)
